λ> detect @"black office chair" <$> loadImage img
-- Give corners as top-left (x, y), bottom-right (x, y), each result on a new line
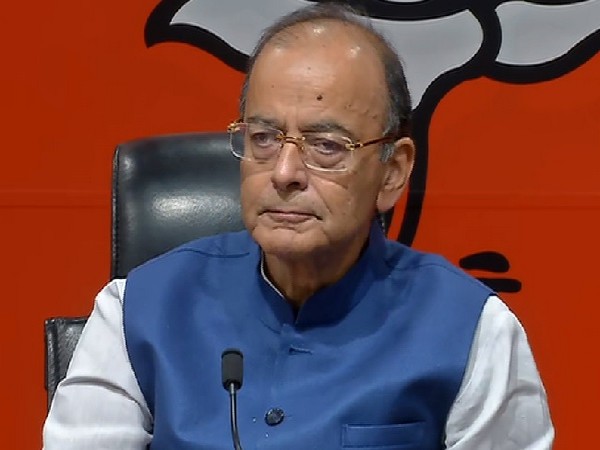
top-left (44, 132), bottom-right (245, 408)
top-left (44, 317), bottom-right (89, 407)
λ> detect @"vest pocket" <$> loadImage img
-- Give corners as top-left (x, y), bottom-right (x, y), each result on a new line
top-left (341, 422), bottom-right (425, 448)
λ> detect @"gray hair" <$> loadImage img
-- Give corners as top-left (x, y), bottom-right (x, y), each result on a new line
top-left (239, 2), bottom-right (412, 161)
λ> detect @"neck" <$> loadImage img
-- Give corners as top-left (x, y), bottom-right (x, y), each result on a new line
top-left (263, 234), bottom-right (369, 309)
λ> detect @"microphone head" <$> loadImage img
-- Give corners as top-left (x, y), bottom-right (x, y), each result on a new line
top-left (221, 348), bottom-right (244, 390)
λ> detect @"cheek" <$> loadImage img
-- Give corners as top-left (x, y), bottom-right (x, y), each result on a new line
top-left (240, 169), bottom-right (269, 222)
top-left (320, 169), bottom-right (382, 221)
top-left (312, 177), bottom-right (360, 223)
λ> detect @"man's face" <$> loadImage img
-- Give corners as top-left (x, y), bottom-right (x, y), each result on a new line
top-left (240, 23), bottom-right (395, 261)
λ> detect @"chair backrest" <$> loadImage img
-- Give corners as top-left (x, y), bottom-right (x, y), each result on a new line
top-left (45, 132), bottom-right (245, 408)
top-left (44, 317), bottom-right (88, 407)
top-left (111, 132), bottom-right (245, 278)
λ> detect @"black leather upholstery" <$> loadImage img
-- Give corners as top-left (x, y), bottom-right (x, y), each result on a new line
top-left (45, 132), bottom-right (245, 408)
top-left (44, 317), bottom-right (88, 408)
top-left (111, 132), bottom-right (245, 278)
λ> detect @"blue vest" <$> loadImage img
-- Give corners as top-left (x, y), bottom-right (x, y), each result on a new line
top-left (124, 224), bottom-right (491, 449)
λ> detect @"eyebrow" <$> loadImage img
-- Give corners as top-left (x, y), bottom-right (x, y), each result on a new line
top-left (301, 121), bottom-right (357, 140)
top-left (245, 115), bottom-right (280, 128)
top-left (245, 116), bottom-right (357, 140)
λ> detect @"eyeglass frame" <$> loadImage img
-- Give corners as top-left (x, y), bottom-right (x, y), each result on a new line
top-left (227, 120), bottom-right (398, 173)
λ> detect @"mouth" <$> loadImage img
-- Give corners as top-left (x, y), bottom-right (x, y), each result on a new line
top-left (260, 208), bottom-right (320, 224)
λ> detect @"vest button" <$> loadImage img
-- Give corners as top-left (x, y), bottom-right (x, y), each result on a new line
top-left (264, 407), bottom-right (285, 426)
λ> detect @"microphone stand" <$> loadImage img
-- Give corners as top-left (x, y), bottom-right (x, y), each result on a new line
top-left (227, 382), bottom-right (243, 450)
top-left (222, 348), bottom-right (244, 450)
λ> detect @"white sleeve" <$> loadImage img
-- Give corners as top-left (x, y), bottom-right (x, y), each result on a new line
top-left (42, 279), bottom-right (152, 450)
top-left (445, 295), bottom-right (554, 449)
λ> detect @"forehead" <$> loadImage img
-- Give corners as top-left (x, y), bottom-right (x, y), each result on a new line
top-left (245, 21), bottom-right (388, 132)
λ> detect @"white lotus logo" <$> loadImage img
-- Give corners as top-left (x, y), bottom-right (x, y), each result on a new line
top-left (144, 0), bottom-right (600, 292)
top-left (146, 0), bottom-right (600, 109)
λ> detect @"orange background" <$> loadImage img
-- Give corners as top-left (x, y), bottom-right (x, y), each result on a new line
top-left (1, 1), bottom-right (598, 448)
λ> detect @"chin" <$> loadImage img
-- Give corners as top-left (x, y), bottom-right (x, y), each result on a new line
top-left (251, 225), bottom-right (328, 259)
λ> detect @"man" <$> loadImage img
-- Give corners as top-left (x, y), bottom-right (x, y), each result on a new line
top-left (43, 3), bottom-right (553, 449)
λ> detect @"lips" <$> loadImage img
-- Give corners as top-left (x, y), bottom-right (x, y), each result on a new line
top-left (261, 208), bottom-right (320, 223)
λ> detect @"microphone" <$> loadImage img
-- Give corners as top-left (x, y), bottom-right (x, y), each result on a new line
top-left (221, 349), bottom-right (244, 450)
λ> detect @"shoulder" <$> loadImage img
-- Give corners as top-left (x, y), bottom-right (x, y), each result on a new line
top-left (382, 239), bottom-right (492, 296)
top-left (129, 230), bottom-right (256, 275)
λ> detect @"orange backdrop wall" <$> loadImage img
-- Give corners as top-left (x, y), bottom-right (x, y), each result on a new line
top-left (1, 1), bottom-right (598, 449)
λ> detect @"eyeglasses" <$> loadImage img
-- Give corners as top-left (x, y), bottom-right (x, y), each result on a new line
top-left (227, 121), bottom-right (395, 173)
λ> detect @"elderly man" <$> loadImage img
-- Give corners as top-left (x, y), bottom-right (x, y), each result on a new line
top-left (43, 3), bottom-right (553, 449)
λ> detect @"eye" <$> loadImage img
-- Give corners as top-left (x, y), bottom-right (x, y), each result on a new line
top-left (306, 135), bottom-right (347, 155)
top-left (249, 130), bottom-right (279, 148)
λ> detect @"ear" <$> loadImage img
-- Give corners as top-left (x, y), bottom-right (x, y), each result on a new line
top-left (376, 137), bottom-right (415, 213)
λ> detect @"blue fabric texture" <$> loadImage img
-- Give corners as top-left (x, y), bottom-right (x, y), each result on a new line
top-left (123, 223), bottom-right (491, 449)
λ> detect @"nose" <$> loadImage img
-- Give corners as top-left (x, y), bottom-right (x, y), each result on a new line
top-left (270, 142), bottom-right (309, 193)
